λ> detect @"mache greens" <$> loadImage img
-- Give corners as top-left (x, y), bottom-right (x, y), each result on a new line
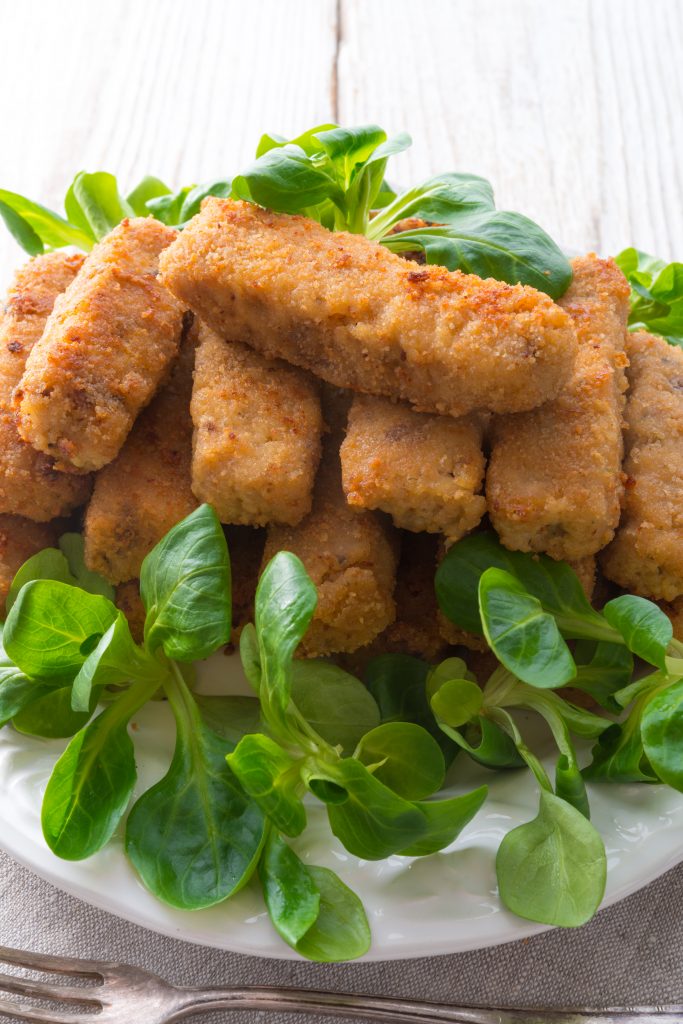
top-left (0, 123), bottom-right (572, 298)
top-left (3, 509), bottom-right (683, 954)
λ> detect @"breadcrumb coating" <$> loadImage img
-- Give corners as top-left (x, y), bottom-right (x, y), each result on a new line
top-left (487, 255), bottom-right (630, 560)
top-left (340, 394), bottom-right (486, 542)
top-left (15, 218), bottom-right (185, 472)
top-left (159, 198), bottom-right (578, 418)
top-left (262, 395), bottom-right (399, 657)
top-left (84, 338), bottom-right (198, 585)
top-left (0, 514), bottom-right (57, 611)
top-left (600, 331), bottom-right (683, 600)
top-left (0, 253), bottom-right (91, 520)
top-left (190, 324), bottom-right (322, 526)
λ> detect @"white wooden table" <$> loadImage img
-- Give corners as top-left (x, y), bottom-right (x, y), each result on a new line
top-left (0, 0), bottom-right (680, 292)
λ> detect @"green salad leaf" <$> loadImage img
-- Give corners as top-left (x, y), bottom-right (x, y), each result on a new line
top-left (0, 122), bottom-right (571, 298)
top-left (354, 722), bottom-right (445, 800)
top-left (64, 171), bottom-right (134, 242)
top-left (259, 832), bottom-right (370, 961)
top-left (496, 790), bottom-right (606, 927)
top-left (478, 567), bottom-right (577, 688)
top-left (227, 733), bottom-right (307, 837)
top-left (41, 677), bottom-right (158, 859)
top-left (141, 504), bottom-right (231, 662)
top-left (603, 595), bottom-right (673, 670)
top-left (615, 247), bottom-right (683, 347)
top-left (253, 550), bottom-right (317, 722)
top-left (291, 659), bottom-right (380, 754)
top-left (126, 668), bottom-right (265, 909)
top-left (4, 580), bottom-right (120, 682)
top-left (365, 653), bottom-right (458, 762)
top-left (13, 685), bottom-right (101, 739)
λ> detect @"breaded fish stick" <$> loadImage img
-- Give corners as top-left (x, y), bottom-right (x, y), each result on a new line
top-left (15, 218), bottom-right (185, 472)
top-left (340, 394), bottom-right (486, 543)
top-left (486, 255), bottom-right (630, 560)
top-left (0, 515), bottom-right (57, 611)
top-left (0, 253), bottom-right (91, 520)
top-left (84, 339), bottom-right (197, 585)
top-left (159, 199), bottom-right (577, 418)
top-left (191, 324), bottom-right (322, 526)
top-left (601, 331), bottom-right (683, 600)
top-left (262, 396), bottom-right (399, 657)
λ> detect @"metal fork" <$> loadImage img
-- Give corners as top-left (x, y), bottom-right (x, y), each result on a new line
top-left (0, 945), bottom-right (679, 1024)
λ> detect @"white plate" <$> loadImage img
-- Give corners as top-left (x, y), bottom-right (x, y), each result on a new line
top-left (0, 652), bottom-right (682, 961)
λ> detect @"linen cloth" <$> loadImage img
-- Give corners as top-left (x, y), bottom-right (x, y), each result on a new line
top-left (0, 850), bottom-right (680, 1023)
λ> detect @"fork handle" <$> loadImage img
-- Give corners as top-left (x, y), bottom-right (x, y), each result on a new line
top-left (176, 987), bottom-right (682, 1023)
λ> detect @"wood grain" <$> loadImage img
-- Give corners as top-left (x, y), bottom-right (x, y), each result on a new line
top-left (338, 0), bottom-right (683, 260)
top-left (0, 0), bottom-right (338, 287)
top-left (0, 0), bottom-right (680, 291)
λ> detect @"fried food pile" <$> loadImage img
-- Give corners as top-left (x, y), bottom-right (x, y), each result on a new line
top-left (2, 198), bottom-right (682, 654)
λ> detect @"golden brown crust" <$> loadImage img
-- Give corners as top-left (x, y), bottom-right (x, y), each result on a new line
top-left (486, 255), bottom-right (630, 560)
top-left (262, 402), bottom-right (399, 657)
top-left (0, 253), bottom-right (92, 519)
top-left (570, 554), bottom-right (597, 601)
top-left (340, 394), bottom-right (486, 542)
top-left (159, 198), bottom-right (577, 418)
top-left (84, 339), bottom-right (198, 585)
top-left (0, 514), bottom-right (57, 612)
top-left (15, 218), bottom-right (185, 472)
top-left (600, 331), bottom-right (683, 600)
top-left (190, 324), bottom-right (322, 526)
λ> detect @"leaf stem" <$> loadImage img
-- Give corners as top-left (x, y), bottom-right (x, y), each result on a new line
top-left (486, 707), bottom-right (553, 792)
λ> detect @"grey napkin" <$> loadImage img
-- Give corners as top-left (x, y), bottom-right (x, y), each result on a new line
top-left (0, 850), bottom-right (680, 1023)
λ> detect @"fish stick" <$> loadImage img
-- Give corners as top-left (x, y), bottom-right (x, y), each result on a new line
top-left (486, 255), bottom-right (630, 560)
top-left (191, 324), bottom-right (322, 526)
top-left (340, 394), bottom-right (486, 543)
top-left (338, 532), bottom-right (448, 676)
top-left (84, 338), bottom-right (198, 585)
top-left (0, 515), bottom-right (57, 612)
top-left (261, 395), bottom-right (399, 657)
top-left (0, 253), bottom-right (91, 520)
top-left (159, 198), bottom-right (577, 418)
top-left (600, 331), bottom-right (683, 600)
top-left (15, 218), bottom-right (185, 472)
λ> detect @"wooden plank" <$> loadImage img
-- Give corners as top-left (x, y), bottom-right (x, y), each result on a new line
top-left (0, 0), bottom-right (338, 287)
top-left (338, 0), bottom-right (682, 260)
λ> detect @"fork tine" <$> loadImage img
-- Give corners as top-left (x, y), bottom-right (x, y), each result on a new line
top-left (0, 971), bottom-right (100, 1005)
top-left (0, 995), bottom-right (95, 1024)
top-left (0, 947), bottom-right (105, 978)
